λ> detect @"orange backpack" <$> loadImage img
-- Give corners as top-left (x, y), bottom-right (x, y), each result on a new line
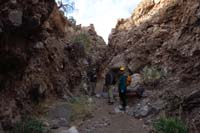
top-left (126, 75), bottom-right (132, 86)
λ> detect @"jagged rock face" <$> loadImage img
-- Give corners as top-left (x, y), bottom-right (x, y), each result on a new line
top-left (110, 0), bottom-right (200, 79)
top-left (81, 24), bottom-right (107, 68)
top-left (108, 0), bottom-right (200, 132)
top-left (0, 0), bottom-right (55, 33)
top-left (0, 0), bottom-right (106, 131)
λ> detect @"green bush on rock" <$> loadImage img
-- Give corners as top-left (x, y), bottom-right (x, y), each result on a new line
top-left (11, 117), bottom-right (44, 133)
top-left (153, 117), bottom-right (187, 133)
top-left (141, 66), bottom-right (167, 86)
top-left (72, 33), bottom-right (91, 52)
top-left (68, 96), bottom-right (94, 123)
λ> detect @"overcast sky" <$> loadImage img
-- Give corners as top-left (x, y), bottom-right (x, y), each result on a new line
top-left (65, 0), bottom-right (141, 43)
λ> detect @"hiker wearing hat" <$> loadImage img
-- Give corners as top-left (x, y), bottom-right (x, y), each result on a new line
top-left (118, 67), bottom-right (127, 111)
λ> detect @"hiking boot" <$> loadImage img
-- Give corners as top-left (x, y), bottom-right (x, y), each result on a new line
top-left (119, 105), bottom-right (126, 111)
top-left (119, 107), bottom-right (125, 111)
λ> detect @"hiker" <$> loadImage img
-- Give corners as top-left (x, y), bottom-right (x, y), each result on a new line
top-left (118, 67), bottom-right (127, 111)
top-left (105, 69), bottom-right (116, 104)
top-left (88, 68), bottom-right (97, 96)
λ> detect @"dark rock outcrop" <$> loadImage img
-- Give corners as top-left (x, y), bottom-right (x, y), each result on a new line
top-left (107, 0), bottom-right (200, 132)
top-left (0, 0), bottom-right (55, 34)
top-left (0, 0), bottom-right (106, 131)
top-left (183, 90), bottom-right (200, 111)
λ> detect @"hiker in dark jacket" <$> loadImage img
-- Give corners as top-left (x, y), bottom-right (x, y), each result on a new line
top-left (88, 68), bottom-right (97, 96)
top-left (105, 69), bottom-right (116, 104)
top-left (118, 67), bottom-right (127, 111)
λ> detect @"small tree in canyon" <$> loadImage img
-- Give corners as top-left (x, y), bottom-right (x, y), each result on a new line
top-left (57, 0), bottom-right (75, 14)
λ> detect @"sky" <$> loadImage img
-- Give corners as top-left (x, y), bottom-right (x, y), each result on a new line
top-left (63, 0), bottom-right (141, 43)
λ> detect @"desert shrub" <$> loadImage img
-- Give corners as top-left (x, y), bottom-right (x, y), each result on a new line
top-left (68, 96), bottom-right (94, 123)
top-left (11, 117), bottom-right (44, 133)
top-left (141, 66), bottom-right (167, 85)
top-left (72, 33), bottom-right (91, 52)
top-left (153, 117), bottom-right (187, 133)
top-left (68, 16), bottom-right (76, 26)
top-left (57, 0), bottom-right (75, 14)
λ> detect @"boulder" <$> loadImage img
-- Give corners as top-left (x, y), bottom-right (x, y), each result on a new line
top-left (133, 104), bottom-right (152, 118)
top-left (34, 42), bottom-right (45, 49)
top-left (183, 90), bottom-right (200, 111)
top-left (131, 98), bottom-right (165, 118)
top-left (8, 10), bottom-right (23, 27)
top-left (127, 73), bottom-right (143, 91)
top-left (66, 126), bottom-right (79, 133)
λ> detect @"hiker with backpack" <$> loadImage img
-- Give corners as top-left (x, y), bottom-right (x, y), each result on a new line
top-left (88, 68), bottom-right (97, 96)
top-left (118, 67), bottom-right (131, 111)
top-left (105, 69), bottom-right (116, 104)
